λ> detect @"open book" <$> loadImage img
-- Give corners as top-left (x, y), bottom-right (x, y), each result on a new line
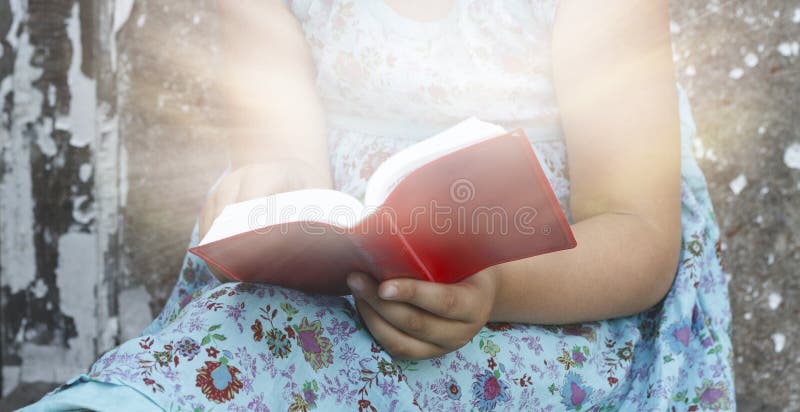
top-left (190, 117), bottom-right (576, 295)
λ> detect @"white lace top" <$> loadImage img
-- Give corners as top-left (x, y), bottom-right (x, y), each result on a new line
top-left (286, 0), bottom-right (570, 215)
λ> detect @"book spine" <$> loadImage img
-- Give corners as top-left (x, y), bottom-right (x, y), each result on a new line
top-left (351, 208), bottom-right (433, 283)
top-left (393, 228), bottom-right (434, 282)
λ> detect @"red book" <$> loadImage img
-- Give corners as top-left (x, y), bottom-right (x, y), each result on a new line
top-left (189, 118), bottom-right (576, 295)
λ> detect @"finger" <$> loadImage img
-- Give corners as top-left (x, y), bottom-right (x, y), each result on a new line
top-left (353, 296), bottom-right (445, 360)
top-left (348, 273), bottom-right (472, 348)
top-left (377, 278), bottom-right (480, 322)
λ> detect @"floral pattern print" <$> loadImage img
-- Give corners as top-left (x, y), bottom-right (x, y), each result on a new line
top-left (694, 380), bottom-right (732, 411)
top-left (38, 0), bottom-right (733, 410)
top-left (294, 317), bottom-right (335, 371)
top-left (195, 360), bottom-right (244, 403)
top-left (446, 378), bottom-right (462, 400)
top-left (471, 369), bottom-right (511, 411)
top-left (561, 372), bottom-right (592, 410)
top-left (176, 337), bottom-right (200, 361)
top-left (289, 380), bottom-right (321, 411)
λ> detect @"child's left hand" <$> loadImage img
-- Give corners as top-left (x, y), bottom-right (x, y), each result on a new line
top-left (347, 268), bottom-right (498, 360)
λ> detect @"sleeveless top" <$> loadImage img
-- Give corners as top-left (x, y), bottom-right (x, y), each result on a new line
top-left (286, 0), bottom-right (571, 214)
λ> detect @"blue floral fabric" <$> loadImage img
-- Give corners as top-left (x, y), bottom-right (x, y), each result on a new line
top-left (28, 88), bottom-right (736, 411)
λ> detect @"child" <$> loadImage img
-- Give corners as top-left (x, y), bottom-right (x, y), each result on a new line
top-left (25, 0), bottom-right (734, 410)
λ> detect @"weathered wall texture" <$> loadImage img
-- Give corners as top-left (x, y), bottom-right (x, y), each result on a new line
top-left (0, 0), bottom-right (798, 410)
top-left (0, 0), bottom-right (228, 407)
top-left (0, 0), bottom-right (119, 395)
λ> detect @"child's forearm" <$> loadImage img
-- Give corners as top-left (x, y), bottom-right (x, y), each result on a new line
top-left (490, 211), bottom-right (680, 325)
top-left (511, 0), bottom-right (684, 326)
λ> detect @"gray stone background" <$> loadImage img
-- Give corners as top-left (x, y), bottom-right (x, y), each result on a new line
top-left (0, 0), bottom-right (798, 410)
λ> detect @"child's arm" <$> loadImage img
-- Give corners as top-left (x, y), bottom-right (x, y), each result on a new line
top-left (201, 1), bottom-right (332, 245)
top-left (349, 0), bottom-right (681, 359)
top-left (490, 0), bottom-right (681, 324)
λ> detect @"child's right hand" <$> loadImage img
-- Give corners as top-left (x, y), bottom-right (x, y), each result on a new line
top-left (198, 159), bottom-right (331, 281)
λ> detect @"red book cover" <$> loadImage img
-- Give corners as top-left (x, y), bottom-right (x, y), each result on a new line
top-left (189, 123), bottom-right (576, 295)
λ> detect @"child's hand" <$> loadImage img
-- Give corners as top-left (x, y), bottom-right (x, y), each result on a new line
top-left (199, 159), bottom-right (331, 281)
top-left (347, 268), bottom-right (498, 360)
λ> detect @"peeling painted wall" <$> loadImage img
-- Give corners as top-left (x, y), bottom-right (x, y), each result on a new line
top-left (1, 0), bottom-right (227, 403)
top-left (1, 0), bottom-right (101, 392)
top-left (0, 0), bottom-right (124, 398)
top-left (0, 0), bottom-right (798, 410)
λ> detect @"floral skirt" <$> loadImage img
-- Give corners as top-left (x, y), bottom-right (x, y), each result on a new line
top-left (30, 90), bottom-right (734, 412)
top-left (31, 186), bottom-right (735, 412)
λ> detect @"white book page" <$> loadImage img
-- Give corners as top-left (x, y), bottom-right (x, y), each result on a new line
top-left (199, 189), bottom-right (365, 246)
top-left (363, 117), bottom-right (506, 208)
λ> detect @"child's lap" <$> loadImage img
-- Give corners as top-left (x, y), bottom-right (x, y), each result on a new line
top-left (82, 273), bottom-right (645, 411)
top-left (35, 184), bottom-right (733, 411)
top-left (56, 109), bottom-right (733, 410)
